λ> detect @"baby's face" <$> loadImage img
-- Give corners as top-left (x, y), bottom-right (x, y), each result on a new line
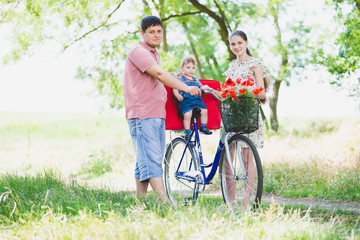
top-left (181, 62), bottom-right (196, 78)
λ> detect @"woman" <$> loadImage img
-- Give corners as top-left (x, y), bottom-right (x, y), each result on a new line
top-left (223, 30), bottom-right (271, 208)
top-left (224, 30), bottom-right (271, 148)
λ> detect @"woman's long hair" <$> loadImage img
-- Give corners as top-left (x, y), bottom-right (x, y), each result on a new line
top-left (229, 30), bottom-right (272, 103)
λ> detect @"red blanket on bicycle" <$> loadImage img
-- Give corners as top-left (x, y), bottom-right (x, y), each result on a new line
top-left (165, 79), bottom-right (221, 130)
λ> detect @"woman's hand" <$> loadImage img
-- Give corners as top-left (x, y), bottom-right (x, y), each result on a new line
top-left (200, 85), bottom-right (211, 90)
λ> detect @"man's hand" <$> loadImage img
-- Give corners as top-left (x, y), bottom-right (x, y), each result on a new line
top-left (185, 86), bottom-right (201, 96)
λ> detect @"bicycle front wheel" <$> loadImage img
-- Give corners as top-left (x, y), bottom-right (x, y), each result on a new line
top-left (219, 134), bottom-right (263, 211)
top-left (164, 137), bottom-right (201, 207)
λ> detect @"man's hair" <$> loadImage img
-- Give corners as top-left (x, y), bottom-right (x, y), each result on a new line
top-left (141, 16), bottom-right (163, 32)
top-left (180, 56), bottom-right (196, 67)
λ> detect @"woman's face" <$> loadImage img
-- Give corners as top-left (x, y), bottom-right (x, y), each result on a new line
top-left (230, 35), bottom-right (248, 57)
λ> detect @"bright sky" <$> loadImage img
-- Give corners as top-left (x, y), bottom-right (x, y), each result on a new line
top-left (0, 50), bottom-right (109, 113)
top-left (0, 1), bottom-right (359, 118)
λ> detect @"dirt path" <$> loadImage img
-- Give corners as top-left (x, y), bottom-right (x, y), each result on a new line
top-left (262, 194), bottom-right (360, 214)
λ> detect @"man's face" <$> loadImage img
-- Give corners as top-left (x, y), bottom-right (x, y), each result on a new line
top-left (141, 25), bottom-right (163, 49)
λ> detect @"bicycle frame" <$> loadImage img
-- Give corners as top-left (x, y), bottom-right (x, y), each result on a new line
top-left (166, 89), bottom-right (263, 208)
top-left (174, 116), bottom-right (237, 185)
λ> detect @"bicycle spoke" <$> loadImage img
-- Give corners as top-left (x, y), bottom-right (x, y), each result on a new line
top-left (164, 137), bottom-right (199, 207)
top-left (219, 134), bottom-right (263, 211)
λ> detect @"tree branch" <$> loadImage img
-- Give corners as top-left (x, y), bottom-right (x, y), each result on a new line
top-left (162, 11), bottom-right (201, 22)
top-left (187, 0), bottom-right (234, 59)
top-left (187, 0), bottom-right (222, 23)
top-left (214, 0), bottom-right (231, 32)
top-left (59, 0), bottom-right (125, 55)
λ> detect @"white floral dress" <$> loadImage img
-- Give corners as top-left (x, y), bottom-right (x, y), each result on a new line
top-left (223, 57), bottom-right (268, 148)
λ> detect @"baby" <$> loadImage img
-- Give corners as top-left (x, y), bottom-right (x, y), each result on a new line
top-left (173, 56), bottom-right (212, 140)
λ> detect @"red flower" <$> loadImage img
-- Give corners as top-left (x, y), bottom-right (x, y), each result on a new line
top-left (228, 88), bottom-right (236, 99)
top-left (239, 89), bottom-right (246, 95)
top-left (236, 78), bottom-right (242, 84)
top-left (253, 86), bottom-right (264, 95)
top-left (221, 83), bottom-right (227, 89)
top-left (221, 92), bottom-right (228, 99)
top-left (221, 89), bottom-right (229, 99)
top-left (241, 78), bottom-right (255, 87)
top-left (225, 78), bottom-right (236, 87)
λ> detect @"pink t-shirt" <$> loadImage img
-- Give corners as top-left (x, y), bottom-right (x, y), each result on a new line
top-left (124, 41), bottom-right (167, 119)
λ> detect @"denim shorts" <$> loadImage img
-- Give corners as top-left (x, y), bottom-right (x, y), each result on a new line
top-left (179, 97), bottom-right (207, 114)
top-left (127, 118), bottom-right (165, 182)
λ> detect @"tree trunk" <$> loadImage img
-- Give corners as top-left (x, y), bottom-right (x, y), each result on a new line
top-left (187, 0), bottom-right (236, 60)
top-left (205, 56), bottom-right (216, 77)
top-left (269, 80), bottom-right (282, 132)
top-left (260, 106), bottom-right (269, 130)
top-left (161, 23), bottom-right (168, 52)
top-left (182, 22), bottom-right (204, 78)
top-left (268, 7), bottom-right (288, 132)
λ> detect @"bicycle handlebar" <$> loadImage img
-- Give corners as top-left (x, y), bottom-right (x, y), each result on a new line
top-left (201, 88), bottom-right (223, 102)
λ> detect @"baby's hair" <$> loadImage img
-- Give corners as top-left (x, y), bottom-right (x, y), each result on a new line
top-left (180, 56), bottom-right (196, 67)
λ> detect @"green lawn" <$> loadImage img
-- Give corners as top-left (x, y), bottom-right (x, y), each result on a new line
top-left (0, 112), bottom-right (359, 239)
top-left (0, 172), bottom-right (358, 239)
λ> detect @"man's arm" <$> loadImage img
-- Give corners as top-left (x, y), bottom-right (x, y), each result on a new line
top-left (146, 64), bottom-right (201, 96)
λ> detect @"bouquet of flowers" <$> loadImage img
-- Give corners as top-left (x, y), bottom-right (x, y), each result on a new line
top-left (218, 77), bottom-right (263, 133)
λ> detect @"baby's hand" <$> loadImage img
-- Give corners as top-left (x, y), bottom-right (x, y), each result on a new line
top-left (170, 72), bottom-right (182, 78)
top-left (176, 95), bottom-right (184, 101)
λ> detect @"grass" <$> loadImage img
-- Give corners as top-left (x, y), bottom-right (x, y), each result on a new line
top-left (0, 111), bottom-right (134, 188)
top-left (260, 117), bottom-right (360, 200)
top-left (264, 163), bottom-right (360, 200)
top-left (0, 172), bottom-right (358, 239)
top-left (0, 112), bottom-right (360, 239)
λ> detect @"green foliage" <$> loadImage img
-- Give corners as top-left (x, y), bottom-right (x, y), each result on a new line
top-left (314, 0), bottom-right (360, 101)
top-left (77, 151), bottom-right (113, 177)
top-left (220, 97), bottom-right (260, 133)
top-left (2, 0), bottom-right (356, 128)
top-left (320, 0), bottom-right (360, 77)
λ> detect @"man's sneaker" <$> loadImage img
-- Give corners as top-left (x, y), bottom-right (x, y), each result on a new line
top-left (200, 127), bottom-right (212, 135)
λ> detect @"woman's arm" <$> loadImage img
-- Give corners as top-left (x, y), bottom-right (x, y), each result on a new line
top-left (252, 66), bottom-right (266, 100)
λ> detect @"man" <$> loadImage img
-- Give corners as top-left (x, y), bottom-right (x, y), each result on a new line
top-left (124, 16), bottom-right (201, 202)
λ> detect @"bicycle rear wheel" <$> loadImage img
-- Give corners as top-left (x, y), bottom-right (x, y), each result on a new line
top-left (164, 137), bottom-right (201, 207)
top-left (219, 134), bottom-right (263, 211)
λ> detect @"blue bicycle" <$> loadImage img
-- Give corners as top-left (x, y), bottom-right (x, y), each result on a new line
top-left (163, 89), bottom-right (263, 210)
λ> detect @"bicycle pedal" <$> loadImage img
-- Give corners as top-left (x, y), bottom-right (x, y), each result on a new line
top-left (182, 170), bottom-right (202, 178)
